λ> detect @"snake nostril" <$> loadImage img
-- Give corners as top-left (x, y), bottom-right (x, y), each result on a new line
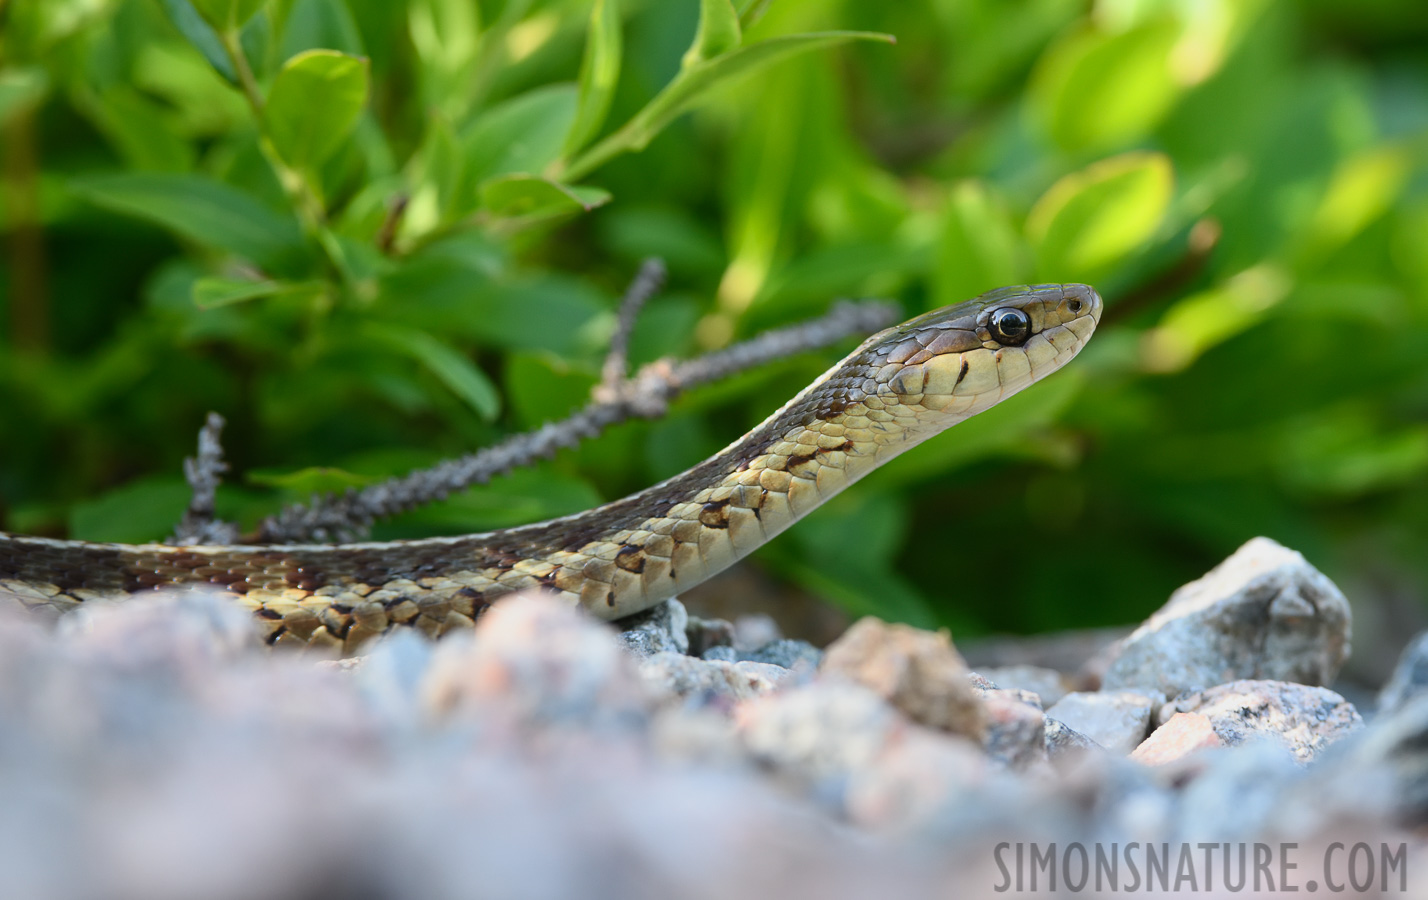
top-left (1068, 299), bottom-right (1083, 313)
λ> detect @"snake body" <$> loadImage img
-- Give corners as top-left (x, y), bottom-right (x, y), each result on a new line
top-left (0, 284), bottom-right (1101, 654)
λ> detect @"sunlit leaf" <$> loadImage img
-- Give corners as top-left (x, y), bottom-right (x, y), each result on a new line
top-left (0, 68), bottom-right (49, 127)
top-left (1140, 264), bottom-right (1290, 373)
top-left (1027, 151), bottom-right (1174, 282)
top-left (933, 180), bottom-right (1025, 308)
top-left (266, 50), bottom-right (370, 172)
top-left (562, 31), bottom-right (894, 181)
top-left (563, 0), bottom-right (622, 156)
top-left (682, 0), bottom-right (741, 70)
top-left (1030, 19), bottom-right (1180, 152)
top-left (464, 84), bottom-right (578, 181)
top-left (480, 174), bottom-right (611, 228)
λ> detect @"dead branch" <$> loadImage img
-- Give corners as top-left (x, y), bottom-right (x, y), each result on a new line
top-left (169, 412), bottom-right (240, 545)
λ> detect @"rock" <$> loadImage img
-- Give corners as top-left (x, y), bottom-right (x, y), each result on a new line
top-left (702, 645), bottom-right (739, 663)
top-left (736, 682), bottom-right (903, 785)
top-left (1328, 693), bottom-right (1428, 826)
top-left (640, 652), bottom-right (789, 703)
top-left (733, 614), bottom-right (782, 652)
top-left (1045, 690), bottom-right (1162, 755)
top-left (820, 617), bottom-right (985, 739)
top-left (1130, 713), bottom-right (1223, 765)
top-left (974, 665), bottom-right (1069, 706)
top-left (845, 729), bottom-right (990, 831)
top-left (1172, 740), bottom-right (1306, 841)
top-left (1379, 631), bottom-right (1428, 715)
top-left (685, 614), bottom-right (736, 657)
top-left (615, 598), bottom-right (689, 657)
top-left (1100, 537), bottom-right (1351, 697)
top-left (1044, 718), bottom-right (1104, 760)
top-left (422, 592), bottom-right (650, 728)
top-left (1158, 679), bottom-right (1363, 763)
top-left (980, 688), bottom-right (1047, 770)
top-left (740, 639), bottom-right (822, 670)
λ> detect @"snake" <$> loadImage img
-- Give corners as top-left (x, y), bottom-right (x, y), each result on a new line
top-left (0, 284), bottom-right (1101, 654)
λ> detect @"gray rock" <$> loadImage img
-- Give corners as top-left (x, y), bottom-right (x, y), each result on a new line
top-left (974, 664), bottom-right (1069, 706)
top-left (1045, 690), bottom-right (1162, 755)
top-left (1044, 717), bottom-right (1104, 760)
top-left (686, 614), bottom-right (736, 657)
top-left (733, 613), bottom-right (783, 652)
top-left (1158, 679), bottom-right (1363, 764)
top-left (1379, 630), bottom-right (1428, 715)
top-left (615, 598), bottom-right (689, 657)
top-left (1172, 740), bottom-right (1305, 841)
top-left (741, 639), bottom-right (822, 670)
top-left (980, 688), bottom-right (1047, 770)
top-left (640, 652), bottom-right (790, 703)
top-left (1326, 693), bottom-right (1428, 826)
top-left (1101, 537), bottom-right (1351, 697)
top-left (702, 645), bottom-right (739, 663)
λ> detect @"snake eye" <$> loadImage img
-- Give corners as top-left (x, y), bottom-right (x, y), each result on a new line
top-left (988, 307), bottom-right (1032, 346)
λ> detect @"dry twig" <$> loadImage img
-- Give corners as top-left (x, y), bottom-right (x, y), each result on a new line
top-left (169, 413), bottom-right (240, 545)
top-left (171, 263), bottom-right (900, 545)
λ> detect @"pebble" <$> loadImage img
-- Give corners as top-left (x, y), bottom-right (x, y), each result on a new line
top-left (640, 652), bottom-right (789, 703)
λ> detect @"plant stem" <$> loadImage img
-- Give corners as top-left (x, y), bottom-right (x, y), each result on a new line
top-left (218, 27), bottom-right (355, 289)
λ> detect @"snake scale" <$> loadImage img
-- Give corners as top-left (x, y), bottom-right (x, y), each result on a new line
top-left (0, 284), bottom-right (1101, 654)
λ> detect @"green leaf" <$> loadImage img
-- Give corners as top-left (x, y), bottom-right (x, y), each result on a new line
top-left (562, 0), bottom-right (623, 157)
top-left (479, 175), bottom-right (611, 228)
top-left (189, 0), bottom-right (267, 31)
top-left (0, 68), bottom-right (49, 128)
top-left (69, 172), bottom-right (306, 272)
top-left (362, 323), bottom-right (501, 420)
top-left (463, 84), bottom-right (579, 182)
top-left (69, 476), bottom-right (192, 544)
top-left (933, 180), bottom-right (1025, 308)
top-left (246, 466), bottom-right (374, 493)
top-left (504, 352), bottom-right (598, 429)
top-left (266, 50), bottom-right (370, 172)
top-left (1026, 151), bottom-right (1174, 282)
top-left (159, 0), bottom-right (238, 82)
top-left (372, 466), bottom-right (604, 537)
top-left (191, 277), bottom-right (324, 308)
top-left (562, 30), bottom-right (895, 181)
top-left (682, 0), bottom-right (741, 70)
top-left (1030, 19), bottom-right (1181, 153)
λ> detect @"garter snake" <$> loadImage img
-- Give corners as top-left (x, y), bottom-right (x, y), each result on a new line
top-left (0, 284), bottom-right (1101, 654)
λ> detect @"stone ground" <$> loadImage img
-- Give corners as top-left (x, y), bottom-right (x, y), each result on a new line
top-left (1, 536), bottom-right (1425, 899)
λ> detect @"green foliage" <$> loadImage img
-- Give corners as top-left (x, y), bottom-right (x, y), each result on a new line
top-left (3, 0), bottom-right (1428, 636)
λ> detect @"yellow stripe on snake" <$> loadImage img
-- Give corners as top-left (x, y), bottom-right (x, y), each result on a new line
top-left (0, 284), bottom-right (1101, 654)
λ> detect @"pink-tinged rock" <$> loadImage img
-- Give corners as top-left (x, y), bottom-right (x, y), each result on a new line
top-left (820, 617), bottom-right (986, 739)
top-left (1157, 679), bottom-right (1363, 763)
top-left (980, 688), bottom-right (1047, 770)
top-left (1130, 712), bottom-right (1223, 765)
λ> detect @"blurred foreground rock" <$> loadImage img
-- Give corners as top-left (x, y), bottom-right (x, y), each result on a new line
top-left (0, 537), bottom-right (1421, 899)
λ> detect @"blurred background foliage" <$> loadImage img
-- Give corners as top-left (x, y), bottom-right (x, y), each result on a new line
top-left (3, 0), bottom-right (1428, 646)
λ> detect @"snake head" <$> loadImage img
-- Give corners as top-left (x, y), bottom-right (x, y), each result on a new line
top-left (868, 283), bottom-right (1102, 420)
